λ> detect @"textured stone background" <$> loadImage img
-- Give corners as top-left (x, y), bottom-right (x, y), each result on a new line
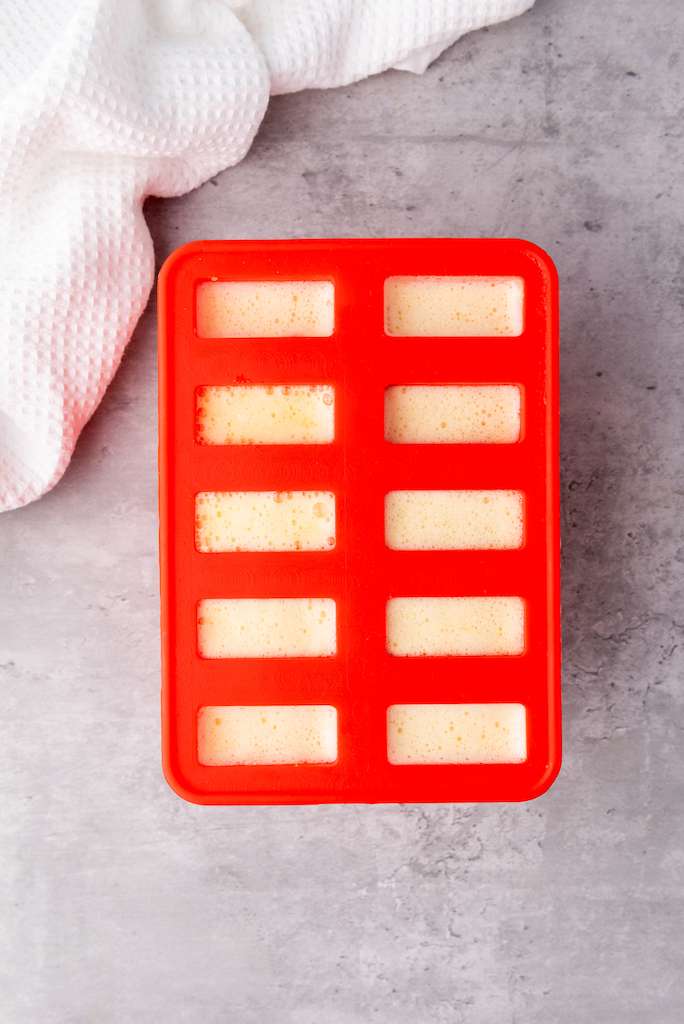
top-left (1, 0), bottom-right (682, 1020)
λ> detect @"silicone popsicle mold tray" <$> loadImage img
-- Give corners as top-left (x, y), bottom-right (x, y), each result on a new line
top-left (158, 238), bottom-right (560, 804)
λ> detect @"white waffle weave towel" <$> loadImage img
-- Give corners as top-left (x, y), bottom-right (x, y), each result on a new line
top-left (0, 0), bottom-right (534, 511)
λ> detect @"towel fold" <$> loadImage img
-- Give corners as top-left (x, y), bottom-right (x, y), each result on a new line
top-left (0, 0), bottom-right (534, 511)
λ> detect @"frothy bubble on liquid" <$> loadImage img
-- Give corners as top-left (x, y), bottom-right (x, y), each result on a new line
top-left (198, 705), bottom-right (338, 765)
top-left (384, 385), bottom-right (521, 444)
top-left (197, 598), bottom-right (337, 659)
top-left (196, 384), bottom-right (335, 445)
top-left (385, 490), bottom-right (524, 550)
top-left (384, 276), bottom-right (524, 337)
top-left (195, 491), bottom-right (336, 552)
top-left (197, 281), bottom-right (334, 338)
top-left (387, 704), bottom-right (527, 764)
top-left (386, 597), bottom-right (525, 657)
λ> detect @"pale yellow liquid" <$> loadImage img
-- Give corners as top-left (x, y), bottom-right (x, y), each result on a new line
top-left (195, 491), bottom-right (336, 552)
top-left (198, 706), bottom-right (338, 765)
top-left (387, 704), bottom-right (527, 764)
top-left (197, 281), bottom-right (334, 337)
top-left (197, 385), bottom-right (334, 445)
top-left (385, 276), bottom-right (524, 336)
top-left (386, 597), bottom-right (525, 656)
top-left (198, 598), bottom-right (336, 658)
top-left (385, 490), bottom-right (523, 550)
top-left (384, 385), bottom-right (521, 444)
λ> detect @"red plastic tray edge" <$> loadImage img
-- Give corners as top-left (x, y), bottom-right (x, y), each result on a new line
top-left (158, 238), bottom-right (561, 806)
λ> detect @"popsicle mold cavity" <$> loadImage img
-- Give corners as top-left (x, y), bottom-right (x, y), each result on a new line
top-left (387, 704), bottom-right (527, 764)
top-left (196, 384), bottom-right (335, 445)
top-left (385, 490), bottom-right (523, 550)
top-left (386, 596), bottom-right (525, 656)
top-left (198, 598), bottom-right (337, 658)
top-left (197, 280), bottom-right (334, 337)
top-left (198, 706), bottom-right (338, 765)
top-left (195, 491), bottom-right (336, 553)
top-left (384, 385), bottom-right (521, 444)
top-left (384, 276), bottom-right (524, 336)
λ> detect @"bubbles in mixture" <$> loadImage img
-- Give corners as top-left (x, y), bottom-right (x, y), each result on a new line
top-left (198, 705), bottom-right (338, 765)
top-left (385, 490), bottom-right (524, 550)
top-left (198, 598), bottom-right (337, 658)
top-left (386, 597), bottom-right (525, 657)
top-left (197, 281), bottom-right (334, 337)
top-left (196, 384), bottom-right (335, 445)
top-left (387, 704), bottom-right (527, 764)
top-left (384, 276), bottom-right (524, 337)
top-left (384, 385), bottom-right (521, 444)
top-left (195, 491), bottom-right (336, 552)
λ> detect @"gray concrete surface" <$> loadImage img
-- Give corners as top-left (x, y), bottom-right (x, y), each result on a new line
top-left (1, 0), bottom-right (683, 1020)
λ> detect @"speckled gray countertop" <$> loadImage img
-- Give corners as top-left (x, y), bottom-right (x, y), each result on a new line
top-left (1, 0), bottom-right (682, 1020)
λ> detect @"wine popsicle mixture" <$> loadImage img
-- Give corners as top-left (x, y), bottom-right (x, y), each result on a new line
top-left (194, 275), bottom-right (527, 768)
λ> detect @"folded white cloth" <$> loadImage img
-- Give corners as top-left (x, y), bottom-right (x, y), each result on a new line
top-left (0, 0), bottom-right (534, 511)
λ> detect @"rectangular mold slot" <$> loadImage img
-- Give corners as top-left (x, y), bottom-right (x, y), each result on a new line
top-left (384, 276), bottom-right (524, 337)
top-left (385, 490), bottom-right (524, 550)
top-left (384, 384), bottom-right (521, 444)
top-left (197, 280), bottom-right (334, 337)
top-left (195, 491), bottom-right (336, 552)
top-left (386, 596), bottom-right (525, 656)
top-left (387, 703), bottom-right (527, 764)
top-left (198, 705), bottom-right (338, 765)
top-left (196, 384), bottom-right (335, 445)
top-left (198, 598), bottom-right (337, 658)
